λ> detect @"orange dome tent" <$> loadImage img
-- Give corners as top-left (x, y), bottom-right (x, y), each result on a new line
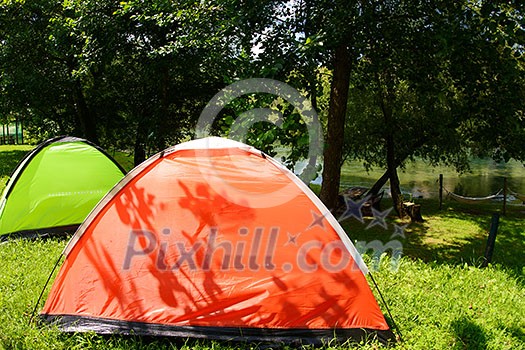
top-left (40, 137), bottom-right (395, 345)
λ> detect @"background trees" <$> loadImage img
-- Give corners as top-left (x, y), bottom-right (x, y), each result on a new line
top-left (1, 0), bottom-right (523, 210)
top-left (342, 0), bottom-right (525, 214)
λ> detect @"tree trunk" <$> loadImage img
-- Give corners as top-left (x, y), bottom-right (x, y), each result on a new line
top-left (73, 79), bottom-right (98, 144)
top-left (15, 115), bottom-right (19, 144)
top-left (368, 165), bottom-right (404, 216)
top-left (386, 134), bottom-right (404, 217)
top-left (368, 170), bottom-right (390, 196)
top-left (299, 68), bottom-right (320, 184)
top-left (378, 74), bottom-right (404, 217)
top-left (134, 117), bottom-right (148, 166)
top-left (319, 44), bottom-right (352, 210)
top-left (155, 63), bottom-right (170, 152)
top-left (368, 133), bottom-right (433, 197)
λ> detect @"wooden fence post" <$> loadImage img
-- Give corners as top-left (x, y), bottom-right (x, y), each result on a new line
top-left (15, 117), bottom-right (19, 144)
top-left (482, 213), bottom-right (500, 267)
top-left (502, 177), bottom-right (507, 216)
top-left (439, 174), bottom-right (443, 210)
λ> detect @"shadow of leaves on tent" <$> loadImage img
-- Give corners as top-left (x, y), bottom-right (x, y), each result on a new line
top-left (81, 176), bottom-right (263, 323)
top-left (82, 240), bottom-right (147, 317)
top-left (77, 183), bottom-right (167, 319)
top-left (172, 180), bottom-right (269, 324)
top-left (304, 248), bottom-right (361, 325)
top-left (115, 184), bottom-right (164, 232)
top-left (178, 180), bottom-right (255, 237)
top-left (69, 172), bottom-right (367, 329)
top-left (112, 183), bottom-right (203, 316)
top-left (75, 177), bottom-right (264, 325)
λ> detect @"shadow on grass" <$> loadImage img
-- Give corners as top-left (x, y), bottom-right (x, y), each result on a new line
top-left (403, 211), bottom-right (489, 265)
top-left (504, 325), bottom-right (525, 343)
top-left (0, 150), bottom-right (30, 177)
top-left (341, 198), bottom-right (524, 281)
top-left (451, 317), bottom-right (487, 350)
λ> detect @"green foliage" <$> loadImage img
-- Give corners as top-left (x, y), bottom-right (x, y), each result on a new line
top-left (331, 0), bottom-right (525, 212)
top-left (2, 0), bottom-right (523, 181)
top-left (344, 1), bottom-right (525, 170)
top-left (0, 0), bottom-right (240, 156)
top-left (0, 0), bottom-right (524, 215)
top-left (207, 91), bottom-right (313, 171)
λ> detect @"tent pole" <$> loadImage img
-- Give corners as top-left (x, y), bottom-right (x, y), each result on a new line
top-left (369, 272), bottom-right (403, 343)
top-left (29, 254), bottom-right (64, 324)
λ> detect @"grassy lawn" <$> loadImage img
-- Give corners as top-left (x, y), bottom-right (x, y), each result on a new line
top-left (109, 150), bottom-right (135, 173)
top-left (1, 145), bottom-right (524, 349)
top-left (341, 199), bottom-right (524, 349)
top-left (344, 198), bottom-right (525, 270)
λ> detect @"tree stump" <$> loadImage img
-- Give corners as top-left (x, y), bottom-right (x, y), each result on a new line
top-left (337, 187), bottom-right (384, 217)
top-left (403, 202), bottom-right (424, 222)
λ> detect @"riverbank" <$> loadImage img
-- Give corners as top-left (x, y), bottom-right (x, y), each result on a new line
top-left (339, 158), bottom-right (525, 199)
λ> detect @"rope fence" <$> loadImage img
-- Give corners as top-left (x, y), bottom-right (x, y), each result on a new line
top-left (444, 189), bottom-right (504, 204)
top-left (438, 175), bottom-right (525, 215)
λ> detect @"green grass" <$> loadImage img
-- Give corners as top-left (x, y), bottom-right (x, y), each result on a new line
top-left (109, 150), bottom-right (135, 172)
top-left (1, 146), bottom-right (524, 349)
top-left (1, 240), bottom-right (523, 349)
top-left (343, 198), bottom-right (525, 268)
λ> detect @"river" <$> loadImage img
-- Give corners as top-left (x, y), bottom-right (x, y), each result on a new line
top-left (309, 158), bottom-right (525, 201)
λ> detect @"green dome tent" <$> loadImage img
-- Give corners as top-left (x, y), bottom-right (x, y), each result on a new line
top-left (0, 136), bottom-right (126, 241)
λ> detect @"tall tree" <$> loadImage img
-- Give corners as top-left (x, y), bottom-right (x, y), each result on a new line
top-left (1, 0), bottom-right (237, 155)
top-left (344, 0), bottom-right (525, 215)
top-left (319, 44), bottom-right (352, 209)
top-left (0, 0), bottom-right (80, 140)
